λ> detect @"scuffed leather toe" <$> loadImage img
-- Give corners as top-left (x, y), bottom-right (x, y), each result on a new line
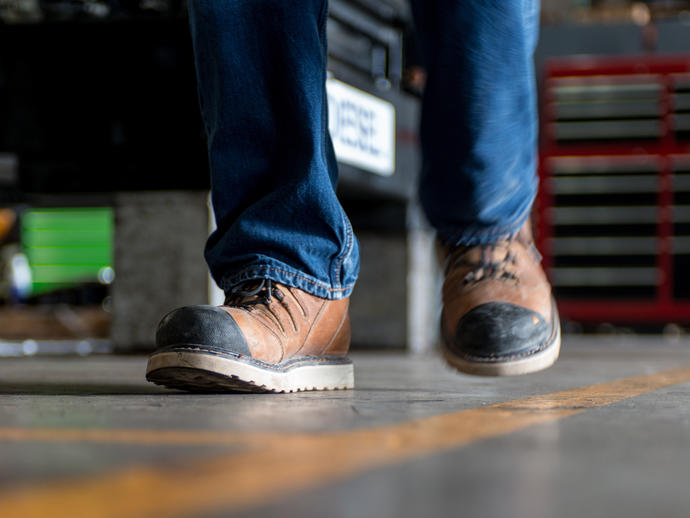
top-left (155, 305), bottom-right (250, 356)
top-left (451, 302), bottom-right (551, 362)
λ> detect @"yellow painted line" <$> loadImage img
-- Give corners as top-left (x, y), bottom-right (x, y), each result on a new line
top-left (1, 365), bottom-right (690, 518)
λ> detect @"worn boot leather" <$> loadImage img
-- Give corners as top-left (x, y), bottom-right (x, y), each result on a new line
top-left (441, 221), bottom-right (560, 376)
top-left (146, 280), bottom-right (353, 392)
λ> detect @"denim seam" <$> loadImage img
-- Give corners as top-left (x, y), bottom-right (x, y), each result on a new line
top-left (221, 266), bottom-right (352, 294)
top-left (333, 213), bottom-right (353, 288)
top-left (318, 0), bottom-right (351, 290)
top-left (317, 0), bottom-right (328, 33)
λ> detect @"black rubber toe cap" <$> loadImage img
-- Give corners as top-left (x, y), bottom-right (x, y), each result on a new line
top-left (155, 305), bottom-right (250, 356)
top-left (451, 302), bottom-right (551, 361)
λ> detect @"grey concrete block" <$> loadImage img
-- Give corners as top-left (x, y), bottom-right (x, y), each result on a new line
top-left (111, 191), bottom-right (209, 352)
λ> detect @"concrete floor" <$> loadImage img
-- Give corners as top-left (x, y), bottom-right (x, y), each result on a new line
top-left (1, 336), bottom-right (690, 518)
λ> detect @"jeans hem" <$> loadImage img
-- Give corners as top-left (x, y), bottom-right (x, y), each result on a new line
top-left (436, 205), bottom-right (533, 247)
top-left (219, 264), bottom-right (354, 300)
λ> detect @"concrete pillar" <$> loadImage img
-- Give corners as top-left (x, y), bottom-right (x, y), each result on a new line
top-left (111, 191), bottom-right (209, 352)
top-left (406, 202), bottom-right (441, 354)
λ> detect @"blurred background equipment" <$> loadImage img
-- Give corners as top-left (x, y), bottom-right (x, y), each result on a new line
top-left (5, 0), bottom-right (690, 355)
top-left (20, 207), bottom-right (113, 296)
top-left (536, 54), bottom-right (690, 325)
top-left (0, 0), bottom-right (428, 353)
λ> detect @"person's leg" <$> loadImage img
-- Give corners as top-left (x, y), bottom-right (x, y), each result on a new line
top-left (146, 0), bottom-right (358, 393)
top-left (411, 0), bottom-right (539, 244)
top-left (193, 0), bottom-right (358, 299)
top-left (410, 0), bottom-right (560, 375)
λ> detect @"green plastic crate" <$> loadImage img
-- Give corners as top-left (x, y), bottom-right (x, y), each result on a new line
top-left (20, 208), bottom-right (113, 295)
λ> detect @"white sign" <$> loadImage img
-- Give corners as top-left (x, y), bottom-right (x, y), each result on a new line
top-left (327, 78), bottom-right (396, 176)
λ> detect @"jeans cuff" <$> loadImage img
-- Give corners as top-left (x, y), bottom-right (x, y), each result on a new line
top-left (219, 262), bottom-right (354, 301)
top-left (436, 205), bottom-right (533, 247)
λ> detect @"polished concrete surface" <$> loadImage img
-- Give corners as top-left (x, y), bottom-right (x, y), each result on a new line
top-left (1, 336), bottom-right (690, 517)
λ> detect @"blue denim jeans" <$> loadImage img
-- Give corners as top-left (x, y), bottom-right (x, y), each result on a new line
top-left (189, 0), bottom-right (540, 300)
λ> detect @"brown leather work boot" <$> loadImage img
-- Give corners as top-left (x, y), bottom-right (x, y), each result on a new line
top-left (441, 221), bottom-right (560, 376)
top-left (146, 279), bottom-right (353, 393)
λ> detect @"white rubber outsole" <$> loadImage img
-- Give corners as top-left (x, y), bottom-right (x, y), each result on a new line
top-left (146, 350), bottom-right (355, 393)
top-left (442, 332), bottom-right (561, 376)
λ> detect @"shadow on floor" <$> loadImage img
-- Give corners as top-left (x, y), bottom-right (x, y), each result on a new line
top-left (0, 382), bottom-right (177, 396)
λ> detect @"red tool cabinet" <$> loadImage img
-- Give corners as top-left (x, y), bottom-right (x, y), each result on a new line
top-left (537, 54), bottom-right (690, 323)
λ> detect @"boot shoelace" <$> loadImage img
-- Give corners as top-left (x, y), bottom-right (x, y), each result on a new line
top-left (224, 279), bottom-right (284, 311)
top-left (464, 245), bottom-right (518, 285)
top-left (449, 244), bottom-right (519, 286)
top-left (448, 225), bottom-right (543, 286)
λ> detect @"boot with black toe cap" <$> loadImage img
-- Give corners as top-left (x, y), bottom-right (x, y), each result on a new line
top-left (146, 279), bottom-right (353, 393)
top-left (440, 221), bottom-right (561, 376)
